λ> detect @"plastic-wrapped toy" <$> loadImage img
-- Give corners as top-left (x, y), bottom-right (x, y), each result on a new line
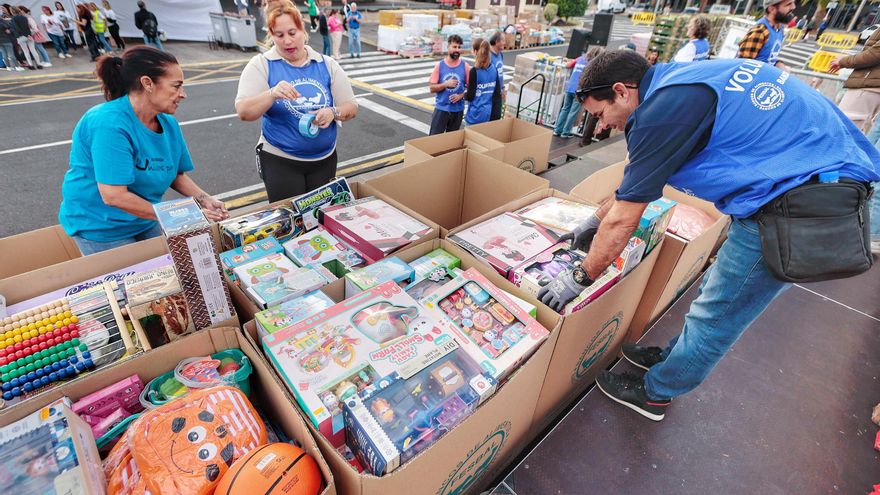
top-left (219, 237), bottom-right (284, 281)
top-left (219, 207), bottom-right (304, 250)
top-left (408, 249), bottom-right (460, 279)
top-left (245, 265), bottom-right (335, 309)
top-left (233, 253), bottom-right (299, 289)
top-left (667, 203), bottom-right (716, 241)
top-left (515, 197), bottom-right (599, 234)
top-left (509, 242), bottom-right (585, 298)
top-left (344, 257), bottom-right (415, 298)
top-left (254, 291), bottom-right (335, 340)
top-left (290, 177), bottom-right (354, 231)
top-left (635, 197), bottom-right (677, 253)
top-left (282, 227), bottom-right (366, 277)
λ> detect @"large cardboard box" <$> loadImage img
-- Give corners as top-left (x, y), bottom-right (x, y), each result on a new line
top-left (243, 239), bottom-right (561, 495)
top-left (445, 187), bottom-right (661, 430)
top-left (224, 181), bottom-right (440, 323)
top-left (466, 118), bottom-right (553, 174)
top-left (364, 150), bottom-right (549, 237)
top-left (571, 161), bottom-right (730, 343)
top-left (402, 129), bottom-right (506, 166)
top-left (0, 224), bottom-right (81, 279)
top-left (0, 326), bottom-right (337, 495)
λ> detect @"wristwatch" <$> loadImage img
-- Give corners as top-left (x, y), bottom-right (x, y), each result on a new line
top-left (572, 266), bottom-right (594, 287)
top-left (330, 106), bottom-right (339, 121)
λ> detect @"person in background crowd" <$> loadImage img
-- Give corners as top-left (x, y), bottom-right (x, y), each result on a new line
top-left (646, 47), bottom-right (659, 65)
top-left (88, 2), bottom-right (112, 52)
top-left (673, 15), bottom-right (710, 62)
top-left (0, 8), bottom-right (23, 70)
top-left (318, 7), bottom-right (330, 56)
top-left (135, 1), bottom-right (163, 51)
top-left (488, 31), bottom-right (505, 120)
top-left (465, 38), bottom-right (499, 126)
top-left (54, 1), bottom-right (76, 51)
top-left (40, 5), bottom-right (69, 58)
top-left (795, 15), bottom-right (807, 34)
top-left (235, 4), bottom-right (358, 202)
top-left (307, 0), bottom-right (318, 32)
top-left (11, 6), bottom-right (43, 69)
top-left (59, 47), bottom-right (228, 255)
top-left (428, 34), bottom-right (468, 135)
top-left (346, 2), bottom-right (361, 58)
top-left (75, 3), bottom-right (99, 61)
top-left (787, 14), bottom-right (797, 28)
top-left (328, 8), bottom-right (342, 59)
top-left (802, 18), bottom-right (816, 41)
top-left (539, 50), bottom-right (878, 422)
top-left (342, 0), bottom-right (349, 31)
top-left (554, 46), bottom-right (603, 138)
top-left (738, 0), bottom-right (794, 68)
top-left (816, 17), bottom-right (829, 40)
top-left (102, 1), bottom-right (124, 50)
top-left (20, 6), bottom-right (52, 66)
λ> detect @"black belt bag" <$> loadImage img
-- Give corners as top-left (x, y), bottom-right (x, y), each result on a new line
top-left (756, 179), bottom-right (873, 283)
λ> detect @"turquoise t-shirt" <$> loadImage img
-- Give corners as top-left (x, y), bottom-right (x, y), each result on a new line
top-left (59, 95), bottom-right (194, 242)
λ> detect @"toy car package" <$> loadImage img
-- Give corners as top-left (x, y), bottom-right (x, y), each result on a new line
top-left (219, 207), bottom-right (304, 251)
top-left (290, 177), bottom-right (354, 231)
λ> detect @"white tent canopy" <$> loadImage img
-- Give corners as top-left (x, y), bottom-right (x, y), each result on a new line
top-left (20, 0), bottom-right (223, 42)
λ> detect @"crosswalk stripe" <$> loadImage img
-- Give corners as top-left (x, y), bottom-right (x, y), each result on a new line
top-left (357, 97), bottom-right (431, 133)
top-left (375, 74), bottom-right (434, 88)
top-left (338, 55), bottom-right (400, 66)
top-left (358, 68), bottom-right (435, 83)
top-left (340, 56), bottom-right (439, 70)
top-left (345, 60), bottom-right (438, 77)
top-left (398, 86), bottom-right (431, 97)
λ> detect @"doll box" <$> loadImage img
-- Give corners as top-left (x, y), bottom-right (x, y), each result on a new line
top-left (447, 212), bottom-right (559, 277)
top-left (246, 265), bottom-right (336, 309)
top-left (344, 257), bottom-right (415, 298)
top-left (421, 267), bottom-right (549, 381)
top-left (508, 243), bottom-right (586, 298)
top-left (219, 237), bottom-right (284, 281)
top-left (564, 266), bottom-right (622, 315)
top-left (254, 291), bottom-right (336, 340)
top-left (514, 196), bottom-right (599, 234)
top-left (262, 281), bottom-right (462, 448)
top-left (282, 227), bottom-right (367, 275)
top-left (408, 249), bottom-right (461, 279)
top-left (318, 197), bottom-right (432, 261)
top-left (232, 252), bottom-right (300, 288)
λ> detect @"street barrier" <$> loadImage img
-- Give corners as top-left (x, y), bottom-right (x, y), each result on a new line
top-left (817, 32), bottom-right (858, 50)
top-left (631, 12), bottom-right (655, 25)
top-left (808, 50), bottom-right (838, 73)
top-left (784, 28), bottom-right (803, 44)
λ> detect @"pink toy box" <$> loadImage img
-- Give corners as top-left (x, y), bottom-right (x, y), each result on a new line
top-left (72, 374), bottom-right (144, 438)
top-left (422, 267), bottom-right (550, 381)
top-left (508, 242), bottom-right (586, 298)
top-left (262, 281), bottom-right (463, 447)
top-left (318, 197), bottom-right (432, 261)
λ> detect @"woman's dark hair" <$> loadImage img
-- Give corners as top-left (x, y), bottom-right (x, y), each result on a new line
top-left (54, 1), bottom-right (62, 9)
top-left (95, 46), bottom-right (178, 100)
top-left (579, 49), bottom-right (650, 102)
top-left (447, 34), bottom-right (463, 46)
top-left (74, 4), bottom-right (88, 18)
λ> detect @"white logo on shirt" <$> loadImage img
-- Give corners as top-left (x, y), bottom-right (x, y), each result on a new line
top-left (750, 82), bottom-right (785, 110)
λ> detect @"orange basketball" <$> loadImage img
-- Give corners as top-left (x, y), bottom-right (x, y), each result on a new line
top-left (214, 442), bottom-right (325, 495)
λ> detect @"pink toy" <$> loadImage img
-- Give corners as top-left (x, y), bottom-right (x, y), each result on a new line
top-left (72, 375), bottom-right (144, 420)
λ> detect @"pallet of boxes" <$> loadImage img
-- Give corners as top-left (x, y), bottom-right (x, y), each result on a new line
top-left (506, 51), bottom-right (570, 127)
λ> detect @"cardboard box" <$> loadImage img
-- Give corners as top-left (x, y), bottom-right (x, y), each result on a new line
top-left (0, 326), bottom-right (337, 495)
top-left (403, 129), bottom-right (505, 166)
top-left (446, 187), bottom-right (662, 430)
top-left (0, 225), bottom-right (81, 279)
top-left (363, 150), bottom-right (549, 236)
top-left (466, 118), bottom-right (553, 174)
top-left (242, 239), bottom-right (562, 495)
top-left (570, 161), bottom-right (730, 343)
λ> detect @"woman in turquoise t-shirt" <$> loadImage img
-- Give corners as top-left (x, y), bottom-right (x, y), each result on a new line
top-left (59, 47), bottom-right (228, 255)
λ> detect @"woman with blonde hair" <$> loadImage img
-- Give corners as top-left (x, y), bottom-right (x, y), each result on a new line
top-left (465, 38), bottom-right (500, 126)
top-left (673, 15), bottom-right (711, 62)
top-left (235, 4), bottom-right (358, 201)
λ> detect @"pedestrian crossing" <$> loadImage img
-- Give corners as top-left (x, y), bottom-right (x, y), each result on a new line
top-left (337, 51), bottom-right (516, 108)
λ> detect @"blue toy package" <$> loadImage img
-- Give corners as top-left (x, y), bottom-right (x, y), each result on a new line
top-left (283, 226), bottom-right (367, 276)
top-left (635, 197), bottom-right (677, 253)
top-left (245, 265), bottom-right (336, 309)
top-left (342, 346), bottom-right (497, 476)
top-left (220, 237), bottom-right (284, 281)
top-left (408, 249), bottom-right (461, 279)
top-left (153, 197), bottom-right (209, 236)
top-left (254, 290), bottom-right (336, 339)
top-left (232, 252), bottom-right (300, 288)
top-left (291, 177), bottom-right (354, 231)
top-left (344, 257), bottom-right (415, 298)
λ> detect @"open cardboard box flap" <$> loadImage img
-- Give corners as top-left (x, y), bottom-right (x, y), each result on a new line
top-left (465, 119), bottom-right (553, 174)
top-left (0, 225), bottom-right (82, 279)
top-left (403, 128), bottom-right (505, 166)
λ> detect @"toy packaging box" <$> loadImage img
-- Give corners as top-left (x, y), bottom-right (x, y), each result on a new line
top-left (409, 249), bottom-right (461, 279)
top-left (318, 197), bottom-right (433, 261)
top-left (404, 266), bottom-right (458, 302)
top-left (636, 197), bottom-right (677, 253)
top-left (448, 212), bottom-right (559, 277)
top-left (291, 177), bottom-right (354, 231)
top-left (219, 237), bottom-right (284, 281)
top-left (123, 265), bottom-right (182, 307)
top-left (232, 252), bottom-right (300, 288)
top-left (508, 242), bottom-right (586, 298)
top-left (246, 265), bottom-right (336, 309)
top-left (514, 196), bottom-right (599, 233)
top-left (342, 346), bottom-right (496, 476)
top-left (254, 291), bottom-right (335, 340)
top-left (613, 237), bottom-right (647, 277)
top-left (125, 266), bottom-right (196, 348)
top-left (344, 257), bottom-right (415, 298)
top-left (72, 375), bottom-right (145, 439)
top-left (0, 399), bottom-right (106, 495)
top-left (282, 226), bottom-right (367, 276)
top-left (218, 206), bottom-right (305, 251)
top-left (422, 267), bottom-right (550, 381)
top-left (262, 281), bottom-right (464, 447)
top-left (563, 266), bottom-right (622, 315)
top-left (154, 198), bottom-right (234, 329)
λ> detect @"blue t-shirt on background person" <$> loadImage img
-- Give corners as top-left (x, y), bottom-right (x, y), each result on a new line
top-left (59, 95), bottom-right (194, 242)
top-left (348, 11), bottom-right (361, 29)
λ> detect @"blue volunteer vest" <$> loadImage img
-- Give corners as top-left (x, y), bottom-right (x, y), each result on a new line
top-left (644, 60), bottom-right (880, 218)
top-left (264, 56), bottom-right (336, 160)
top-left (566, 55), bottom-right (587, 93)
top-left (435, 59), bottom-right (467, 113)
top-left (691, 38), bottom-right (710, 61)
top-left (466, 66), bottom-right (497, 125)
top-left (755, 17), bottom-right (783, 65)
top-left (491, 50), bottom-right (504, 85)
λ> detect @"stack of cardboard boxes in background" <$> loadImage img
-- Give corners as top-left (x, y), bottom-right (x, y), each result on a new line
top-left (507, 52), bottom-right (572, 127)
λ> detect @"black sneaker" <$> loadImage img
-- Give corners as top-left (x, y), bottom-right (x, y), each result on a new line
top-left (596, 371), bottom-right (670, 421)
top-left (622, 344), bottom-right (665, 371)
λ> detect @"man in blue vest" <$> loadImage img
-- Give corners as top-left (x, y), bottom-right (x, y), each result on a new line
top-left (428, 34), bottom-right (470, 135)
top-left (537, 50), bottom-right (879, 421)
top-left (737, 0), bottom-right (795, 68)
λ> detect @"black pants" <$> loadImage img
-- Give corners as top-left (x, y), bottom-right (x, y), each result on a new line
top-left (429, 109), bottom-right (463, 135)
top-left (83, 31), bottom-right (99, 60)
top-left (309, 14), bottom-right (317, 30)
top-left (257, 145), bottom-right (338, 202)
top-left (108, 23), bottom-right (124, 49)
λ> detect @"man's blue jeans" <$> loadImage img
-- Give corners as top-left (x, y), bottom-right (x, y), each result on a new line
top-left (48, 33), bottom-right (68, 55)
top-left (348, 27), bottom-right (360, 57)
top-left (143, 35), bottom-right (164, 51)
top-left (554, 91), bottom-right (580, 136)
top-left (322, 33), bottom-right (331, 55)
top-left (72, 223), bottom-right (163, 256)
top-left (864, 120), bottom-right (880, 242)
top-left (644, 218), bottom-right (791, 401)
